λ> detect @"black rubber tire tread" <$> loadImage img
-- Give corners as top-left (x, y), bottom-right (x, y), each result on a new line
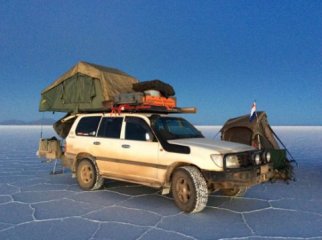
top-left (76, 159), bottom-right (103, 191)
top-left (171, 166), bottom-right (208, 213)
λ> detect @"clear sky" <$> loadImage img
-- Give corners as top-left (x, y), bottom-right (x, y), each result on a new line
top-left (0, 0), bottom-right (321, 125)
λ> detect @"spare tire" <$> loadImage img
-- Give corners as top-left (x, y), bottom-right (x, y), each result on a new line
top-left (133, 80), bottom-right (175, 98)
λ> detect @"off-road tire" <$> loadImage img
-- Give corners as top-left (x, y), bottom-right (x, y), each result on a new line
top-left (171, 166), bottom-right (208, 213)
top-left (220, 187), bottom-right (247, 197)
top-left (76, 159), bottom-right (104, 191)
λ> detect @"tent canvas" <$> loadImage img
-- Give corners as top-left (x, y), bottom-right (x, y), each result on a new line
top-left (220, 112), bottom-right (294, 180)
top-left (220, 111), bottom-right (280, 149)
top-left (39, 61), bottom-right (138, 113)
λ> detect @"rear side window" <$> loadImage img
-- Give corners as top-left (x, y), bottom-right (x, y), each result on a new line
top-left (76, 116), bottom-right (101, 136)
top-left (97, 117), bottom-right (123, 139)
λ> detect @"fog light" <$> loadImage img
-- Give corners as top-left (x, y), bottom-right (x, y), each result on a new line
top-left (254, 153), bottom-right (261, 165)
top-left (265, 152), bottom-right (271, 162)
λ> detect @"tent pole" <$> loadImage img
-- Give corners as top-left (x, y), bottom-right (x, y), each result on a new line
top-left (269, 125), bottom-right (297, 165)
top-left (40, 112), bottom-right (44, 139)
top-left (212, 130), bottom-right (221, 140)
top-left (255, 112), bottom-right (262, 150)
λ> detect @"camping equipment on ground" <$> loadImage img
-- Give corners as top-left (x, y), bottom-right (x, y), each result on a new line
top-left (220, 111), bottom-right (295, 181)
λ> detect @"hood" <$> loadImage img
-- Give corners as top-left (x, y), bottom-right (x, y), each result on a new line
top-left (168, 138), bottom-right (255, 155)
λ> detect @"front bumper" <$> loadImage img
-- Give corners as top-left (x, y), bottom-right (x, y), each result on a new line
top-left (202, 163), bottom-right (274, 189)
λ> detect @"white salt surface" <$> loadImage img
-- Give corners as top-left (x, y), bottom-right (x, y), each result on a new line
top-left (0, 125), bottom-right (322, 239)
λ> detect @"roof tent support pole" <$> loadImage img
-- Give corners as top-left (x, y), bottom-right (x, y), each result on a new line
top-left (255, 112), bottom-right (262, 150)
top-left (257, 133), bottom-right (261, 150)
top-left (40, 112), bottom-right (44, 139)
top-left (212, 130), bottom-right (221, 140)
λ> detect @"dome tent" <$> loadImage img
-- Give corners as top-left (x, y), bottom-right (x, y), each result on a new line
top-left (220, 112), bottom-right (279, 149)
top-left (220, 112), bottom-right (295, 181)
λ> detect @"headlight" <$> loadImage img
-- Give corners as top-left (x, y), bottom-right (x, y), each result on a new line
top-left (253, 153), bottom-right (261, 165)
top-left (225, 155), bottom-right (240, 168)
top-left (211, 154), bottom-right (223, 168)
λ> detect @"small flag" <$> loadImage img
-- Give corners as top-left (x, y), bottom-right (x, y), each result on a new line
top-left (249, 101), bottom-right (257, 122)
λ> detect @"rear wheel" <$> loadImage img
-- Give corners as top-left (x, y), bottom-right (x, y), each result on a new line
top-left (171, 166), bottom-right (208, 213)
top-left (76, 159), bottom-right (103, 190)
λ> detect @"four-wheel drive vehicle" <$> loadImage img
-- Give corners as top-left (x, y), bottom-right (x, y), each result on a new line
top-left (60, 112), bottom-right (274, 213)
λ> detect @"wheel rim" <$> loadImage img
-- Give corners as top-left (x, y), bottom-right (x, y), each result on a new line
top-left (80, 164), bottom-right (93, 184)
top-left (175, 177), bottom-right (191, 203)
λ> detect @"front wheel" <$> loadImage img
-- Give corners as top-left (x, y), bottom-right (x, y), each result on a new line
top-left (76, 159), bottom-right (104, 191)
top-left (171, 166), bottom-right (208, 213)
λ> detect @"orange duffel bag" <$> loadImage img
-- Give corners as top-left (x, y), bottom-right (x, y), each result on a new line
top-left (143, 96), bottom-right (176, 109)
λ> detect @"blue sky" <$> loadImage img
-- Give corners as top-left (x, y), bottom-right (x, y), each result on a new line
top-left (0, 0), bottom-right (321, 125)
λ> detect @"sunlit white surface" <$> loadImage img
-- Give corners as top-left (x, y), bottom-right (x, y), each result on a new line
top-left (0, 125), bottom-right (321, 239)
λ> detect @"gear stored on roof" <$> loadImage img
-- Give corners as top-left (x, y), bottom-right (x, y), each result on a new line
top-left (39, 62), bottom-right (194, 115)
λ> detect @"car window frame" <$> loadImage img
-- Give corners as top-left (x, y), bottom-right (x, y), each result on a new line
top-left (97, 116), bottom-right (123, 139)
top-left (124, 116), bottom-right (156, 142)
top-left (75, 116), bottom-right (102, 137)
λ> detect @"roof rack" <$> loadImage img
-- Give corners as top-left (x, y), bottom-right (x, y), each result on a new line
top-left (111, 104), bottom-right (196, 114)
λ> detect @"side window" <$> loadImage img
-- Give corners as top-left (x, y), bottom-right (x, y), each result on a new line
top-left (97, 117), bottom-right (123, 139)
top-left (125, 117), bottom-right (153, 141)
top-left (76, 116), bottom-right (101, 136)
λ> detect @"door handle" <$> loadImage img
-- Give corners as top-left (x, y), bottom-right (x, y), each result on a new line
top-left (122, 144), bottom-right (130, 149)
top-left (93, 141), bottom-right (101, 145)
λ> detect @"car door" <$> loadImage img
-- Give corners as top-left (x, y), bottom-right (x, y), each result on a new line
top-left (117, 116), bottom-right (160, 184)
top-left (67, 115), bottom-right (102, 157)
top-left (93, 116), bottom-right (125, 175)
top-left (93, 116), bottom-right (160, 185)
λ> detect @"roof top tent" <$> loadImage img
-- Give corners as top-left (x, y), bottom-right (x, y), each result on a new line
top-left (220, 112), bottom-right (294, 181)
top-left (39, 62), bottom-right (197, 139)
top-left (39, 61), bottom-right (138, 139)
top-left (39, 61), bottom-right (138, 113)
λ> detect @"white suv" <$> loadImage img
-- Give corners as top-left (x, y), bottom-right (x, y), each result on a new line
top-left (62, 112), bottom-right (273, 213)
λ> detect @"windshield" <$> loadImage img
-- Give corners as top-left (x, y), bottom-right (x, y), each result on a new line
top-left (151, 116), bottom-right (204, 140)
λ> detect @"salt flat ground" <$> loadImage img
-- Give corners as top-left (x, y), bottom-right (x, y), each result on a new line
top-left (0, 126), bottom-right (322, 240)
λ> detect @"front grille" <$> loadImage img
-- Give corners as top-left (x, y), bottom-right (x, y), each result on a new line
top-left (237, 152), bottom-right (254, 168)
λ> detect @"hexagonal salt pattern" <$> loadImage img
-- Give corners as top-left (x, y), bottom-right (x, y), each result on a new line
top-left (0, 125), bottom-right (322, 240)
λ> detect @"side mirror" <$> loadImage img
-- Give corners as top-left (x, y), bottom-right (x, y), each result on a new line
top-left (145, 132), bottom-right (154, 142)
